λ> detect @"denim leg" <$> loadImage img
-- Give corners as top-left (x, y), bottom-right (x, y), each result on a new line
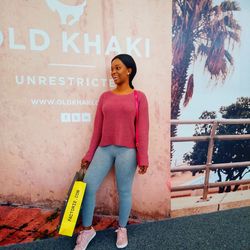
top-left (81, 146), bottom-right (114, 227)
top-left (114, 147), bottom-right (137, 227)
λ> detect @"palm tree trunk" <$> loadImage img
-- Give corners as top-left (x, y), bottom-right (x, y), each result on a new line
top-left (171, 44), bottom-right (194, 137)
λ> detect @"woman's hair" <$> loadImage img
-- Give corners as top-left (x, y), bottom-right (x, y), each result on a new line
top-left (111, 54), bottom-right (137, 89)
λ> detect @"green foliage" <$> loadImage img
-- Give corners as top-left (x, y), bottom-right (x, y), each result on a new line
top-left (183, 111), bottom-right (216, 171)
top-left (183, 97), bottom-right (250, 192)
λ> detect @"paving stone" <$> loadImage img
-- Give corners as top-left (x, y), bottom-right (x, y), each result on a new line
top-left (19, 237), bottom-right (35, 244)
top-left (0, 237), bottom-right (18, 247)
top-left (38, 214), bottom-right (60, 236)
top-left (1, 207), bottom-right (41, 229)
top-left (0, 228), bottom-right (16, 242)
top-left (0, 230), bottom-right (31, 246)
top-left (0, 206), bottom-right (141, 247)
top-left (0, 206), bottom-right (15, 222)
top-left (6, 230), bottom-right (31, 242)
top-left (24, 210), bottom-right (53, 232)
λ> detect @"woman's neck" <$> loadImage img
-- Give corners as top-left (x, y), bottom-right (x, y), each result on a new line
top-left (113, 84), bottom-right (133, 94)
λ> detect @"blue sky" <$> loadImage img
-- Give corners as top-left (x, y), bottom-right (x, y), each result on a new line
top-left (172, 0), bottom-right (250, 166)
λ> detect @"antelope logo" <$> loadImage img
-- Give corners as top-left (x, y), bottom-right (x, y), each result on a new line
top-left (45, 0), bottom-right (87, 26)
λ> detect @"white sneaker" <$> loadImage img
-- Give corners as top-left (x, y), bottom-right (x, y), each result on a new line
top-left (74, 227), bottom-right (96, 250)
top-left (115, 227), bottom-right (128, 248)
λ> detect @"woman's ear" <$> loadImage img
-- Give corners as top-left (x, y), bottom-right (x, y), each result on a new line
top-left (128, 68), bottom-right (132, 75)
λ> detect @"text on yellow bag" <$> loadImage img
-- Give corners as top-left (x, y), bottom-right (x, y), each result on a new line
top-left (59, 181), bottom-right (86, 237)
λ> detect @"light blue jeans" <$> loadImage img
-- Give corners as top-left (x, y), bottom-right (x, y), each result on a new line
top-left (81, 145), bottom-right (137, 227)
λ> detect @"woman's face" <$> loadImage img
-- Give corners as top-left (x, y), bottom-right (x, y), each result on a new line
top-left (111, 58), bottom-right (131, 85)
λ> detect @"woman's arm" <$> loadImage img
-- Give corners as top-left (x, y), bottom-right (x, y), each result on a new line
top-left (136, 92), bottom-right (149, 168)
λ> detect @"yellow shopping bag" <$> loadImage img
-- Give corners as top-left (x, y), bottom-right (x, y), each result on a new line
top-left (58, 168), bottom-right (86, 237)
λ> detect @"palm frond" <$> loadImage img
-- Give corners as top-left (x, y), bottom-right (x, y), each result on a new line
top-left (227, 30), bottom-right (240, 42)
top-left (224, 50), bottom-right (233, 65)
top-left (205, 54), bottom-right (227, 80)
top-left (197, 43), bottom-right (209, 57)
top-left (183, 74), bottom-right (194, 107)
top-left (220, 1), bottom-right (241, 12)
top-left (223, 16), bottom-right (241, 31)
top-left (212, 5), bottom-right (222, 16)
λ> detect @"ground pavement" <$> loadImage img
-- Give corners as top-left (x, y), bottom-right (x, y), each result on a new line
top-left (1, 206), bottom-right (249, 250)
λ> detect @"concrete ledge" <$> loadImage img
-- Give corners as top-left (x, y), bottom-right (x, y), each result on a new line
top-left (170, 193), bottom-right (226, 217)
top-left (171, 190), bottom-right (250, 218)
top-left (219, 190), bottom-right (250, 210)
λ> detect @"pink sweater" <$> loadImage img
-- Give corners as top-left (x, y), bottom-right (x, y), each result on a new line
top-left (84, 90), bottom-right (149, 166)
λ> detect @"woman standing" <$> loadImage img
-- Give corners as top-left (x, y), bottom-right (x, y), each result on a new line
top-left (74, 54), bottom-right (149, 250)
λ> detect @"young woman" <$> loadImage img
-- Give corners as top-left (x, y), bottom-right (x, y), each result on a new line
top-left (74, 54), bottom-right (149, 250)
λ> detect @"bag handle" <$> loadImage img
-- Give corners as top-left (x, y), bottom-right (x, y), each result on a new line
top-left (77, 168), bottom-right (86, 181)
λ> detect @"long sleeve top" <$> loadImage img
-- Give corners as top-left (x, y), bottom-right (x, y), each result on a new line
top-left (83, 90), bottom-right (149, 166)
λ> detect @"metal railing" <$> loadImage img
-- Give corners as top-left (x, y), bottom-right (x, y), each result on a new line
top-left (171, 119), bottom-right (250, 200)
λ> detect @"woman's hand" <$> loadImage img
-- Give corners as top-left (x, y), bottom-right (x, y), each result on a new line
top-left (81, 159), bottom-right (90, 170)
top-left (138, 165), bottom-right (148, 175)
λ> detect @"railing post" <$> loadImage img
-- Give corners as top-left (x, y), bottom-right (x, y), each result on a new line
top-left (170, 119), bottom-right (250, 196)
top-left (202, 121), bottom-right (218, 200)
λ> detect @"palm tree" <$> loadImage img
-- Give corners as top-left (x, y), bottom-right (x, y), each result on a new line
top-left (172, 0), bottom-right (241, 136)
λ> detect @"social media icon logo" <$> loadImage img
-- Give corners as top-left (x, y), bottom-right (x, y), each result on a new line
top-left (61, 113), bottom-right (71, 122)
top-left (60, 112), bottom-right (91, 123)
top-left (82, 112), bottom-right (91, 122)
top-left (72, 113), bottom-right (81, 122)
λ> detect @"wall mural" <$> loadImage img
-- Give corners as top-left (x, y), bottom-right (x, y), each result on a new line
top-left (171, 0), bottom-right (250, 196)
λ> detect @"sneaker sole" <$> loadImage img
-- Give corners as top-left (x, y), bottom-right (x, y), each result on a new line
top-left (85, 232), bottom-right (96, 249)
top-left (116, 242), bottom-right (128, 249)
